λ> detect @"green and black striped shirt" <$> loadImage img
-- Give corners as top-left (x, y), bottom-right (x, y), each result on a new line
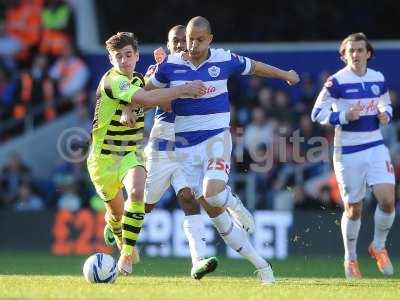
top-left (91, 68), bottom-right (145, 157)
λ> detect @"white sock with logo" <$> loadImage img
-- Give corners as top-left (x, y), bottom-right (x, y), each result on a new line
top-left (211, 211), bottom-right (267, 269)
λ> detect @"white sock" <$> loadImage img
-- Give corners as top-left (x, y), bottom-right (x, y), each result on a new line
top-left (373, 207), bottom-right (395, 250)
top-left (183, 214), bottom-right (207, 265)
top-left (211, 211), bottom-right (267, 269)
top-left (341, 213), bottom-right (361, 261)
top-left (225, 185), bottom-right (240, 209)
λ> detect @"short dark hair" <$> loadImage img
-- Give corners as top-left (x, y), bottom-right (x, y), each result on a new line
top-left (339, 32), bottom-right (374, 60)
top-left (187, 16), bottom-right (212, 34)
top-left (169, 25), bottom-right (185, 35)
top-left (105, 32), bottom-right (138, 53)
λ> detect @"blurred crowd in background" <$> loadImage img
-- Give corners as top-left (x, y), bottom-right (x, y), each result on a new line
top-left (0, 0), bottom-right (399, 214)
top-left (0, 0), bottom-right (89, 140)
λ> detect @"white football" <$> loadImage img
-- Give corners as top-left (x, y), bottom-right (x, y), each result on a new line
top-left (83, 253), bottom-right (118, 283)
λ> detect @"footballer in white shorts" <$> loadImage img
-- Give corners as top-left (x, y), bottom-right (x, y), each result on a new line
top-left (333, 144), bottom-right (395, 204)
top-left (175, 130), bottom-right (232, 199)
top-left (144, 146), bottom-right (189, 205)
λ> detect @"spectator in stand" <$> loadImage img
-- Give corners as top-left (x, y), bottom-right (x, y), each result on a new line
top-left (14, 180), bottom-right (44, 211)
top-left (48, 43), bottom-right (89, 114)
top-left (244, 106), bottom-right (275, 155)
top-left (40, 0), bottom-right (74, 58)
top-left (257, 87), bottom-right (274, 111)
top-left (11, 54), bottom-right (55, 122)
top-left (0, 20), bottom-right (21, 72)
top-left (30, 54), bottom-right (56, 120)
top-left (298, 73), bottom-right (318, 104)
top-left (243, 77), bottom-right (265, 102)
top-left (53, 173), bottom-right (82, 212)
top-left (0, 66), bottom-right (19, 122)
top-left (269, 90), bottom-right (296, 123)
top-left (0, 153), bottom-right (32, 208)
top-left (4, 0), bottom-right (43, 65)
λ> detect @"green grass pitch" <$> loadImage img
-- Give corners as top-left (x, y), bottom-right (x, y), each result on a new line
top-left (0, 252), bottom-right (398, 300)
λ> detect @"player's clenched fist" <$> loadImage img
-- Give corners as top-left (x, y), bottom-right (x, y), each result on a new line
top-left (377, 111), bottom-right (390, 125)
top-left (120, 106), bottom-right (138, 128)
top-left (181, 80), bottom-right (207, 97)
top-left (286, 70), bottom-right (300, 85)
top-left (345, 105), bottom-right (362, 121)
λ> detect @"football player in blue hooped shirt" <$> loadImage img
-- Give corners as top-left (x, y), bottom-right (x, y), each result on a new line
top-left (146, 16), bottom-right (300, 285)
top-left (311, 32), bottom-right (395, 279)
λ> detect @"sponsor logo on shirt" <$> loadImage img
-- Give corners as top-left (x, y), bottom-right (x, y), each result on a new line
top-left (345, 89), bottom-right (359, 93)
top-left (173, 69), bottom-right (188, 74)
top-left (356, 100), bottom-right (378, 114)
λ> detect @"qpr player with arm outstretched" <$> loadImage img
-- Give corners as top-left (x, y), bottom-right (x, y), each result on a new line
top-left (146, 16), bottom-right (300, 285)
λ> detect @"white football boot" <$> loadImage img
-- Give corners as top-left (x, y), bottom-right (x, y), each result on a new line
top-left (255, 263), bottom-right (276, 285)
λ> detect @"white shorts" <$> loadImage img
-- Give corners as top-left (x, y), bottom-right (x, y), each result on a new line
top-left (144, 150), bottom-right (188, 205)
top-left (175, 130), bottom-right (232, 198)
top-left (333, 145), bottom-right (395, 204)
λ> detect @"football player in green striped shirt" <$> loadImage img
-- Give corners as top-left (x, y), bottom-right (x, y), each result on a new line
top-left (87, 32), bottom-right (205, 275)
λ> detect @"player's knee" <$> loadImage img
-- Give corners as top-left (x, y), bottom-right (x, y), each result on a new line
top-left (378, 196), bottom-right (395, 213)
top-left (204, 186), bottom-right (228, 207)
top-left (127, 188), bottom-right (144, 201)
top-left (203, 179), bottom-right (225, 199)
top-left (145, 203), bottom-right (156, 214)
top-left (107, 210), bottom-right (123, 222)
top-left (345, 204), bottom-right (362, 220)
top-left (106, 204), bottom-right (123, 221)
top-left (202, 203), bottom-right (225, 218)
top-left (177, 188), bottom-right (200, 215)
top-left (198, 196), bottom-right (225, 218)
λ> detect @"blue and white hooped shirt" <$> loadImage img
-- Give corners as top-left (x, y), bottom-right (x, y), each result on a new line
top-left (150, 48), bottom-right (252, 148)
top-left (311, 66), bottom-right (392, 154)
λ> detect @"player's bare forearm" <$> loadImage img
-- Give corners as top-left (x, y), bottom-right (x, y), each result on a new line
top-left (250, 60), bottom-right (300, 85)
top-left (250, 60), bottom-right (284, 78)
top-left (133, 88), bottom-right (179, 107)
top-left (133, 81), bottom-right (206, 107)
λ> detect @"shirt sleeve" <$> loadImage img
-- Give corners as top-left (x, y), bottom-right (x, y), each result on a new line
top-left (150, 61), bottom-right (169, 88)
top-left (377, 74), bottom-right (393, 121)
top-left (109, 74), bottom-right (141, 103)
top-left (311, 77), bottom-right (348, 125)
top-left (229, 52), bottom-right (252, 75)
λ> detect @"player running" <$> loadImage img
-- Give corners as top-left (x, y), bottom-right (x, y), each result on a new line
top-left (87, 31), bottom-right (206, 275)
top-left (311, 32), bottom-right (395, 279)
top-left (144, 25), bottom-right (219, 280)
top-left (106, 25), bottom-right (219, 279)
top-left (147, 16), bottom-right (300, 284)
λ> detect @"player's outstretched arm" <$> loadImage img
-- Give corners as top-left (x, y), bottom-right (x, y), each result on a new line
top-left (133, 80), bottom-right (206, 107)
top-left (249, 60), bottom-right (300, 85)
